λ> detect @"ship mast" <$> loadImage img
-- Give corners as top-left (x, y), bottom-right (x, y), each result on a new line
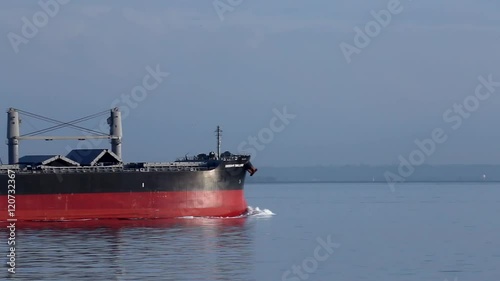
top-left (109, 108), bottom-right (123, 159)
top-left (215, 126), bottom-right (222, 159)
top-left (7, 108), bottom-right (20, 164)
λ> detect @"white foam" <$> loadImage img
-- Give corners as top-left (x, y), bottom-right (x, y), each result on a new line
top-left (244, 206), bottom-right (276, 217)
top-left (174, 206), bottom-right (275, 219)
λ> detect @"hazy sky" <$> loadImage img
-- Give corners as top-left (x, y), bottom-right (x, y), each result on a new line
top-left (1, 0), bottom-right (500, 166)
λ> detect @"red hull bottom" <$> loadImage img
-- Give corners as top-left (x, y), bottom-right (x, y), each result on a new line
top-left (0, 190), bottom-right (248, 221)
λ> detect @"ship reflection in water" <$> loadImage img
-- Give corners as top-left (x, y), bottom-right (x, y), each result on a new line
top-left (3, 218), bottom-right (256, 281)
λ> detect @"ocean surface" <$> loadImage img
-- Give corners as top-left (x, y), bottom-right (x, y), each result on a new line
top-left (3, 182), bottom-right (500, 281)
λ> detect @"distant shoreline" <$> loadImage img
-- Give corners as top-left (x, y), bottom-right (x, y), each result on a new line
top-left (246, 165), bottom-right (500, 183)
top-left (246, 180), bottom-right (500, 184)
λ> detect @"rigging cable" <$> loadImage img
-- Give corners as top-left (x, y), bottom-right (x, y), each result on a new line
top-left (17, 109), bottom-right (110, 137)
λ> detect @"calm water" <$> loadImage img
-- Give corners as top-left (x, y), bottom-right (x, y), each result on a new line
top-left (2, 183), bottom-right (500, 281)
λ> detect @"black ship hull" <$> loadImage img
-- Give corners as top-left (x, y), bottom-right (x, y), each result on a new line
top-left (1, 162), bottom-right (254, 221)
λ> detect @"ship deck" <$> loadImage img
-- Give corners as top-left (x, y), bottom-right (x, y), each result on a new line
top-left (0, 161), bottom-right (214, 174)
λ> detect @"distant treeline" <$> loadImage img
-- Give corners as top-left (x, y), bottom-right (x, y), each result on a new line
top-left (246, 165), bottom-right (500, 183)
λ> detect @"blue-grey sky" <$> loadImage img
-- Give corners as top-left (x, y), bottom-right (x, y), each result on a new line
top-left (1, 0), bottom-right (500, 166)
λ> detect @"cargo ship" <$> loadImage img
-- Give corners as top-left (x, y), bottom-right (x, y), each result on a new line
top-left (0, 108), bottom-right (257, 221)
